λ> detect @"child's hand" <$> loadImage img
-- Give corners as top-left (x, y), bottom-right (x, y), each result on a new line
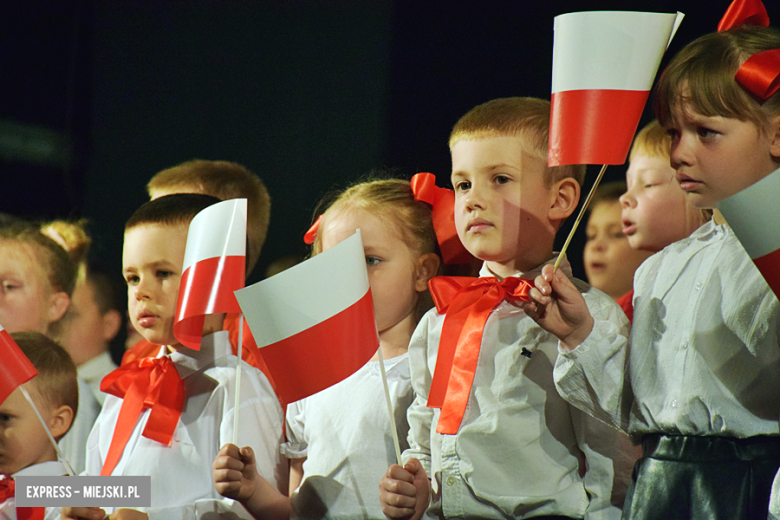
top-left (524, 264), bottom-right (594, 350)
top-left (378, 458), bottom-right (429, 520)
top-left (212, 443), bottom-right (258, 504)
top-left (61, 507), bottom-right (106, 520)
top-left (108, 510), bottom-right (147, 520)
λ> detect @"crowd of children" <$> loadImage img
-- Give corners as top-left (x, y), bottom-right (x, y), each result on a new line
top-left (2, 3), bottom-right (780, 520)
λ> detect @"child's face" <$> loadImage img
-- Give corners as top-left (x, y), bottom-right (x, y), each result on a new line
top-left (584, 201), bottom-right (651, 300)
top-left (0, 240), bottom-right (58, 334)
top-left (621, 154), bottom-right (703, 252)
top-left (0, 384), bottom-right (57, 474)
top-left (451, 136), bottom-right (554, 277)
top-left (58, 280), bottom-right (115, 366)
top-left (668, 102), bottom-right (780, 208)
top-left (122, 224), bottom-right (186, 348)
top-left (321, 207), bottom-right (424, 336)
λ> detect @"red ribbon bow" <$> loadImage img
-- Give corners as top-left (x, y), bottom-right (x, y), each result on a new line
top-left (0, 476), bottom-right (14, 502)
top-left (99, 356), bottom-right (185, 476)
top-left (426, 275), bottom-right (532, 434)
top-left (718, 0), bottom-right (779, 103)
top-left (411, 172), bottom-right (474, 265)
top-left (304, 215), bottom-right (322, 245)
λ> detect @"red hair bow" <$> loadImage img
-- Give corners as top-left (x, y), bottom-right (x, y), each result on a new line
top-left (718, 0), bottom-right (769, 32)
top-left (304, 214), bottom-right (322, 245)
top-left (410, 172), bottom-right (473, 265)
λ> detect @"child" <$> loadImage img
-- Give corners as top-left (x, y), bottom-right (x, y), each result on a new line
top-left (0, 331), bottom-right (78, 520)
top-left (582, 181), bottom-right (651, 301)
top-left (527, 24), bottom-right (780, 520)
top-left (123, 160), bottom-right (275, 390)
top-left (212, 177), bottom-right (442, 519)
top-left (62, 193), bottom-right (286, 520)
top-left (616, 120), bottom-right (711, 320)
top-left (378, 97), bottom-right (636, 520)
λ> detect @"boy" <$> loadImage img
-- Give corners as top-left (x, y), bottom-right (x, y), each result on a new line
top-left (123, 160), bottom-right (274, 388)
top-left (63, 194), bottom-right (286, 520)
top-left (1, 332), bottom-right (78, 519)
top-left (379, 97), bottom-right (635, 520)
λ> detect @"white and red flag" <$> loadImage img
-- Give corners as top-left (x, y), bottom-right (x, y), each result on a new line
top-left (174, 198), bottom-right (247, 350)
top-left (235, 231), bottom-right (377, 406)
top-left (0, 324), bottom-right (37, 404)
top-left (718, 167), bottom-right (780, 298)
top-left (549, 10), bottom-right (684, 166)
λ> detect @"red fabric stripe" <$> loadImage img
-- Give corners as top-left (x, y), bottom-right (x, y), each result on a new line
top-left (258, 290), bottom-right (378, 405)
top-left (0, 329), bottom-right (37, 404)
top-left (549, 89), bottom-right (649, 166)
top-left (175, 255), bottom-right (245, 350)
top-left (753, 248), bottom-right (780, 299)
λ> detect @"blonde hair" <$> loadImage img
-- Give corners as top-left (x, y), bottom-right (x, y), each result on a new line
top-left (41, 219), bottom-right (91, 286)
top-left (12, 331), bottom-right (78, 425)
top-left (449, 97), bottom-right (586, 187)
top-left (311, 177), bottom-right (437, 260)
top-left (655, 26), bottom-right (780, 133)
top-left (147, 160), bottom-right (271, 276)
top-left (629, 120), bottom-right (671, 162)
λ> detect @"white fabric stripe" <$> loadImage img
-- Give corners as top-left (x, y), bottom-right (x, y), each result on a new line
top-left (718, 167), bottom-right (780, 259)
top-left (182, 199), bottom-right (247, 271)
top-left (236, 231), bottom-right (370, 347)
top-left (551, 11), bottom-right (683, 93)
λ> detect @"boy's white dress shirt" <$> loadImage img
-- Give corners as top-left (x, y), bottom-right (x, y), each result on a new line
top-left (2, 461), bottom-right (67, 520)
top-left (405, 258), bottom-right (635, 520)
top-left (83, 331), bottom-right (286, 520)
top-left (555, 221), bottom-right (780, 438)
top-left (283, 354), bottom-right (413, 520)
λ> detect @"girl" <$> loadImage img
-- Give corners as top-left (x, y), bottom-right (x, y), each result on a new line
top-left (212, 177), bottom-right (441, 520)
top-left (526, 18), bottom-right (780, 520)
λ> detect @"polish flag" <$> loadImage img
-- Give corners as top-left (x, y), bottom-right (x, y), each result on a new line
top-left (718, 167), bottom-right (780, 298)
top-left (174, 199), bottom-right (246, 350)
top-left (235, 231), bottom-right (377, 405)
top-left (549, 10), bottom-right (684, 166)
top-left (0, 324), bottom-right (37, 404)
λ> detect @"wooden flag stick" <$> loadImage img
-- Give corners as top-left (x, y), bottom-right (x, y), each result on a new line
top-left (554, 164), bottom-right (608, 270)
top-left (20, 385), bottom-right (75, 476)
top-left (233, 314), bottom-right (244, 446)
top-left (376, 347), bottom-right (403, 466)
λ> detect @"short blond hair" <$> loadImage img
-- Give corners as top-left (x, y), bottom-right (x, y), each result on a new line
top-left (629, 120), bottom-right (670, 162)
top-left (147, 160), bottom-right (271, 276)
top-left (449, 97), bottom-right (586, 187)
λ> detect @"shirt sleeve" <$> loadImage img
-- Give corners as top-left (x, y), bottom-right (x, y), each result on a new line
top-left (281, 400), bottom-right (308, 459)
top-left (403, 311), bottom-right (436, 477)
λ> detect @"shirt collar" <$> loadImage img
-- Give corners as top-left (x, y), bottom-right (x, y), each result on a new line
top-left (478, 253), bottom-right (572, 281)
top-left (13, 461), bottom-right (67, 478)
top-left (77, 351), bottom-right (117, 383)
top-left (160, 330), bottom-right (231, 378)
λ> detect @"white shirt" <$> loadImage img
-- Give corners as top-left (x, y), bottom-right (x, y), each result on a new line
top-left (82, 331), bottom-right (287, 520)
top-left (0, 461), bottom-right (67, 520)
top-left (405, 259), bottom-right (636, 520)
top-left (59, 377), bottom-right (101, 475)
top-left (555, 221), bottom-right (780, 438)
top-left (282, 354), bottom-right (413, 520)
top-left (78, 351), bottom-right (118, 406)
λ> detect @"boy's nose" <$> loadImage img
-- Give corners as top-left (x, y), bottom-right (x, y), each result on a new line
top-left (465, 185), bottom-right (486, 211)
top-left (133, 280), bottom-right (151, 300)
top-left (619, 191), bottom-right (635, 209)
top-left (670, 133), bottom-right (693, 170)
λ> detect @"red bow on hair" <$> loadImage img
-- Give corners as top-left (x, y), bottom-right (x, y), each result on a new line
top-left (718, 0), bottom-right (780, 103)
top-left (0, 476), bottom-right (14, 502)
top-left (99, 356), bottom-right (185, 476)
top-left (410, 173), bottom-right (474, 265)
top-left (426, 275), bottom-right (532, 434)
top-left (303, 215), bottom-right (322, 245)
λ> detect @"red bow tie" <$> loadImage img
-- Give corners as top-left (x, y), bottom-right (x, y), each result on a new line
top-left (0, 476), bottom-right (14, 502)
top-left (99, 356), bottom-right (185, 476)
top-left (426, 276), bottom-right (532, 434)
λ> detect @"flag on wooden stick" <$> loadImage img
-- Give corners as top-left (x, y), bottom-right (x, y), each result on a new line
top-left (718, 167), bottom-right (780, 298)
top-left (549, 10), bottom-right (684, 167)
top-left (236, 231), bottom-right (377, 406)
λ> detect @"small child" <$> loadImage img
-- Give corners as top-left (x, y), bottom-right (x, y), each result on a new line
top-left (582, 181), bottom-right (652, 301)
top-left (0, 331), bottom-right (78, 520)
top-left (212, 177), bottom-right (442, 519)
top-left (62, 193), bottom-right (286, 520)
top-left (527, 23), bottom-right (780, 520)
top-left (378, 97), bottom-right (636, 520)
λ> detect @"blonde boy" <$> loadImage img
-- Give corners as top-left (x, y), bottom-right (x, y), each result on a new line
top-left (379, 98), bottom-right (635, 520)
top-left (62, 194), bottom-right (285, 520)
top-left (1, 332), bottom-right (78, 519)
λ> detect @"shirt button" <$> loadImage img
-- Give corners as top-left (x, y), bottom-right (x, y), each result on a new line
top-left (671, 399), bottom-right (678, 408)
top-left (694, 282), bottom-right (703, 291)
top-left (681, 340), bottom-right (688, 349)
top-left (446, 476), bottom-right (456, 486)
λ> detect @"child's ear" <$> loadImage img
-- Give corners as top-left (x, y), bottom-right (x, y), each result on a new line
top-left (49, 404), bottom-right (74, 441)
top-left (47, 292), bottom-right (71, 325)
top-left (414, 253), bottom-right (441, 292)
top-left (101, 309), bottom-right (123, 343)
top-left (548, 177), bottom-right (580, 221)
top-left (769, 114), bottom-right (780, 159)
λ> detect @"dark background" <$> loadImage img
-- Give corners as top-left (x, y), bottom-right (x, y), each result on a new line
top-left (3, 0), bottom-right (778, 318)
